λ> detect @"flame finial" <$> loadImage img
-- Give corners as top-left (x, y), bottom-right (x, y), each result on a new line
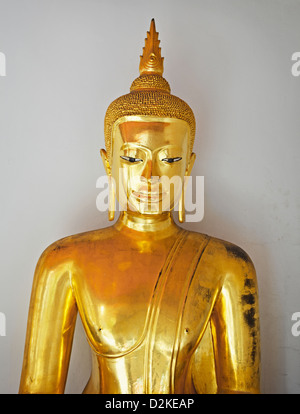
top-left (139, 19), bottom-right (164, 76)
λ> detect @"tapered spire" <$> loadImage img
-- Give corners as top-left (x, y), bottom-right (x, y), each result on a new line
top-left (139, 18), bottom-right (164, 76)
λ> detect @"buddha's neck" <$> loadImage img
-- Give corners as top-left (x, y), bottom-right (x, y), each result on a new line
top-left (114, 211), bottom-right (180, 238)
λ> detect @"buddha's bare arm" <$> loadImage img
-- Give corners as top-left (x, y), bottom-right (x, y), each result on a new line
top-left (192, 239), bottom-right (260, 394)
top-left (19, 242), bottom-right (77, 394)
top-left (212, 240), bottom-right (260, 393)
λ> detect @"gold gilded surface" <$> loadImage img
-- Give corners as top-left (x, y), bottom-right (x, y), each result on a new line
top-left (139, 18), bottom-right (164, 76)
top-left (106, 116), bottom-right (193, 217)
top-left (104, 19), bottom-right (195, 162)
top-left (19, 19), bottom-right (260, 394)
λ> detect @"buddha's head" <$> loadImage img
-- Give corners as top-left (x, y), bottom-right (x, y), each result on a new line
top-left (101, 19), bottom-right (196, 221)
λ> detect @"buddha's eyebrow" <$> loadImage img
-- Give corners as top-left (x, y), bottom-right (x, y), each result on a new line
top-left (120, 143), bottom-right (152, 155)
top-left (121, 143), bottom-right (149, 150)
top-left (120, 143), bottom-right (183, 155)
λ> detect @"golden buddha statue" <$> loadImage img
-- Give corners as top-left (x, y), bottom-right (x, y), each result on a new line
top-left (19, 19), bottom-right (260, 394)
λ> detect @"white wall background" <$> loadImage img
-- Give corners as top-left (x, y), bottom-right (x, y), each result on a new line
top-left (0, 0), bottom-right (299, 394)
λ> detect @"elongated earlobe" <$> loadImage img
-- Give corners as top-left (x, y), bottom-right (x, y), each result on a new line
top-left (178, 182), bottom-right (185, 223)
top-left (100, 149), bottom-right (111, 176)
top-left (178, 153), bottom-right (196, 223)
top-left (187, 152), bottom-right (196, 177)
top-left (108, 175), bottom-right (115, 221)
top-left (100, 149), bottom-right (115, 221)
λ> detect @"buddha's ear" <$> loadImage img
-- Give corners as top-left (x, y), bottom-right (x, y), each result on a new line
top-left (185, 152), bottom-right (196, 177)
top-left (100, 149), bottom-right (111, 176)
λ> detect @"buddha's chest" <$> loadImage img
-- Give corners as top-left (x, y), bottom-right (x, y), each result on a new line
top-left (71, 234), bottom-right (217, 361)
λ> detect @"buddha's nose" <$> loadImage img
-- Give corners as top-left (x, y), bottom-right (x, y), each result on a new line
top-left (141, 159), bottom-right (153, 180)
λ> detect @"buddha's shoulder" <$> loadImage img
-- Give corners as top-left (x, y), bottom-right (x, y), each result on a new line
top-left (186, 230), bottom-right (256, 275)
top-left (37, 225), bottom-right (118, 262)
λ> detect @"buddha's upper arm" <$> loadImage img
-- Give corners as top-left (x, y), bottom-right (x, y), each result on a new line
top-left (19, 241), bottom-right (78, 393)
top-left (190, 239), bottom-right (260, 394)
top-left (27, 241), bottom-right (77, 329)
top-left (210, 240), bottom-right (260, 393)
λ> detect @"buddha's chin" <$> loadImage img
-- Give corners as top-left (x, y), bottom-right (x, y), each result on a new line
top-left (129, 202), bottom-right (162, 216)
top-left (126, 193), bottom-right (175, 216)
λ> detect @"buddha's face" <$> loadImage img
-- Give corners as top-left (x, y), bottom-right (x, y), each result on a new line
top-left (102, 116), bottom-right (195, 216)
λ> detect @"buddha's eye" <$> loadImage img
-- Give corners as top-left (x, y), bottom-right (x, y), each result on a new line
top-left (161, 157), bottom-right (182, 163)
top-left (120, 156), bottom-right (143, 163)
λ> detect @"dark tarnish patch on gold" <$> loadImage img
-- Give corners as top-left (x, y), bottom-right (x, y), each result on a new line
top-left (244, 307), bottom-right (258, 365)
top-left (199, 286), bottom-right (212, 302)
top-left (244, 277), bottom-right (255, 289)
top-left (241, 293), bottom-right (255, 306)
top-left (243, 307), bottom-right (256, 330)
top-left (226, 244), bottom-right (250, 263)
top-left (250, 331), bottom-right (258, 364)
top-left (53, 244), bottom-right (68, 251)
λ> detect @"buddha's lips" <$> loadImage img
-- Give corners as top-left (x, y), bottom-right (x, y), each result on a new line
top-left (131, 189), bottom-right (167, 202)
